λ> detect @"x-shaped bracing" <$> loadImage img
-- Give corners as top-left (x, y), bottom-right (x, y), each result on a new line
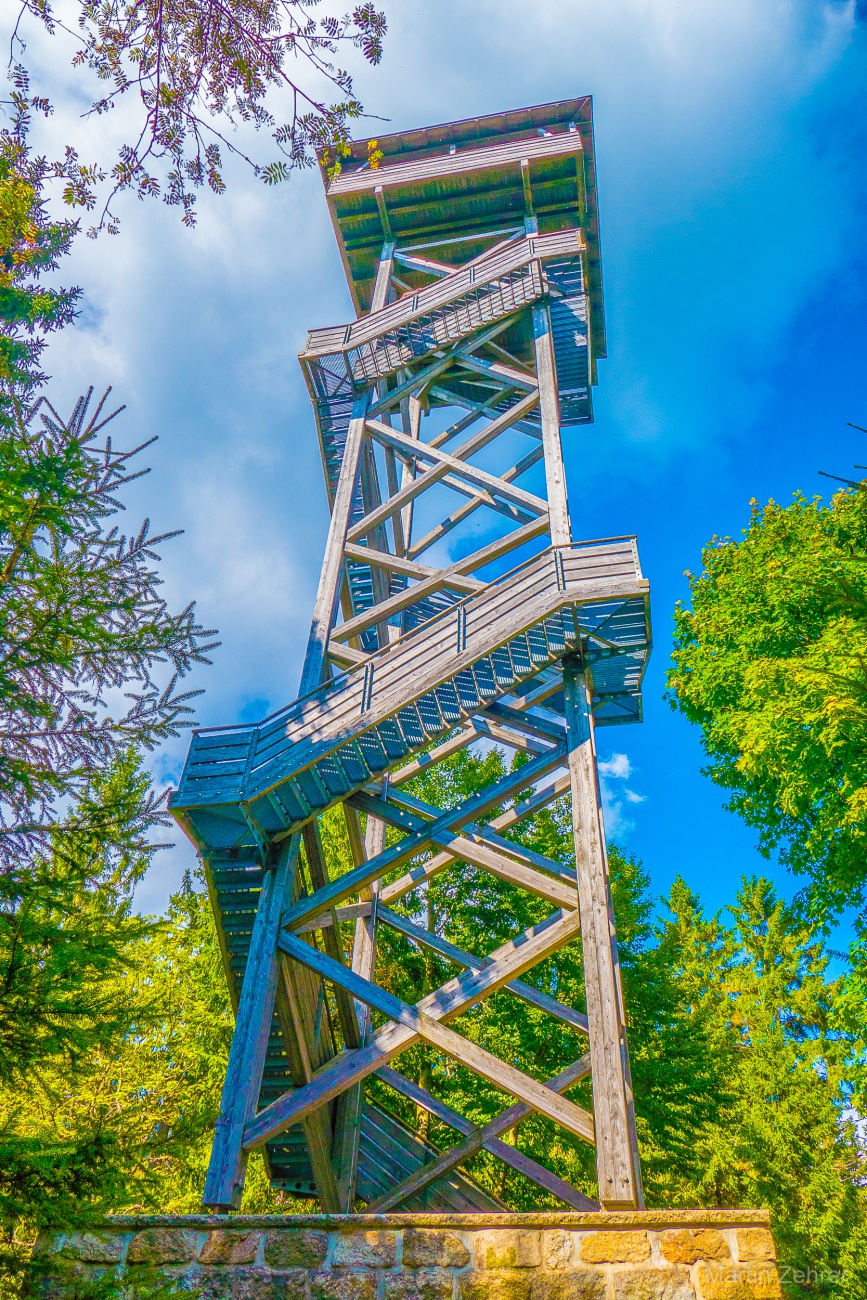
top-left (202, 216), bottom-right (644, 1214)
top-left (204, 675), bottom-right (642, 1213)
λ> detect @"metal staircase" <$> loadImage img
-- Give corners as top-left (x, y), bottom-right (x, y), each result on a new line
top-left (171, 96), bottom-right (652, 1215)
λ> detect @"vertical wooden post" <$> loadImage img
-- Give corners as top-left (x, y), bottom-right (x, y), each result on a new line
top-left (299, 394), bottom-right (369, 695)
top-left (533, 304), bottom-right (642, 1208)
top-left (334, 803), bottom-right (387, 1209)
top-left (203, 833), bottom-right (301, 1210)
top-left (532, 304), bottom-right (572, 547)
top-left (562, 658), bottom-right (642, 1208)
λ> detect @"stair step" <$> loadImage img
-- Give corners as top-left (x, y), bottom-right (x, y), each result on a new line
top-left (527, 625), bottom-right (550, 664)
top-left (295, 766), bottom-right (331, 810)
top-left (376, 718), bottom-right (410, 761)
top-left (508, 634), bottom-right (533, 676)
top-left (454, 667), bottom-right (482, 712)
top-left (417, 691), bottom-right (446, 735)
top-left (435, 681), bottom-right (462, 723)
top-left (357, 730), bottom-right (390, 772)
top-left (338, 741), bottom-right (372, 784)
top-left (397, 703), bottom-right (426, 747)
top-left (474, 657), bottom-right (499, 700)
top-left (490, 645), bottom-right (517, 686)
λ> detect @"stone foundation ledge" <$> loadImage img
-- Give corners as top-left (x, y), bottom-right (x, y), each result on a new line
top-left (32, 1210), bottom-right (782, 1300)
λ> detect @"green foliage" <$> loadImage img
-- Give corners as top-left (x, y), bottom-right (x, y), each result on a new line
top-left (0, 76), bottom-right (78, 402)
top-left (668, 487), bottom-right (867, 917)
top-left (0, 107), bottom-right (219, 1290)
top-left (18, 0), bottom-right (387, 230)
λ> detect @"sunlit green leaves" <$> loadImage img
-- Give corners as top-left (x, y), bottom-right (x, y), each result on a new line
top-left (668, 487), bottom-right (867, 918)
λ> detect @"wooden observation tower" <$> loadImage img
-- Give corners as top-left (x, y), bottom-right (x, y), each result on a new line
top-left (171, 97), bottom-right (652, 1215)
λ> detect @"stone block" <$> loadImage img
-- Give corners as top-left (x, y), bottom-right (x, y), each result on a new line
top-left (659, 1231), bottom-right (730, 1265)
top-left (193, 1265), bottom-right (291, 1300)
top-left (404, 1230), bottom-right (470, 1269)
top-left (58, 1231), bottom-right (127, 1263)
top-left (579, 1232), bottom-right (650, 1264)
top-left (128, 1228), bottom-right (200, 1265)
top-left (266, 1270), bottom-right (308, 1300)
top-left (695, 1262), bottom-right (782, 1299)
top-left (460, 1272), bottom-right (531, 1300)
top-left (734, 1231), bottom-right (776, 1263)
top-left (529, 1268), bottom-right (606, 1300)
top-left (200, 1232), bottom-right (262, 1266)
top-left (31, 1260), bottom-right (117, 1297)
top-left (613, 1269), bottom-right (696, 1300)
top-left (311, 1271), bottom-right (377, 1300)
top-left (475, 1232), bottom-right (541, 1270)
top-left (264, 1230), bottom-right (329, 1270)
top-left (542, 1233), bottom-right (574, 1271)
top-left (331, 1231), bottom-right (397, 1269)
top-left (383, 1269), bottom-right (455, 1300)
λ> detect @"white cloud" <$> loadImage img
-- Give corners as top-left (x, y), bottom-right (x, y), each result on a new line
top-left (599, 753), bottom-right (633, 780)
top-left (7, 0), bottom-right (862, 907)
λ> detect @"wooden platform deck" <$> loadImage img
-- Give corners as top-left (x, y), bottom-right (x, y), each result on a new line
top-left (170, 539), bottom-right (650, 855)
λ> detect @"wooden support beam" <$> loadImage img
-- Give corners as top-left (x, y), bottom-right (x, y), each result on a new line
top-left (532, 304), bottom-right (571, 547)
top-left (275, 929), bottom-right (596, 1143)
top-left (333, 516), bottom-right (547, 645)
top-left (299, 397), bottom-right (369, 695)
top-left (274, 952), bottom-right (341, 1211)
top-left (379, 771), bottom-right (573, 907)
top-left (366, 316), bottom-right (520, 422)
top-left (301, 821), bottom-right (361, 1049)
top-left (378, 905), bottom-right (588, 1033)
top-left (392, 250), bottom-right (455, 278)
top-left (364, 416), bottom-right (548, 517)
top-left (408, 445), bottom-right (545, 560)
top-left (244, 905), bottom-right (587, 1149)
top-left (370, 1058), bottom-right (597, 1211)
top-left (334, 804), bottom-right (386, 1210)
top-left (202, 834), bottom-right (301, 1210)
top-left (350, 807), bottom-right (579, 911)
top-left (347, 398), bottom-right (544, 547)
top-left (562, 657), bottom-right (642, 1209)
top-left (281, 745), bottom-right (567, 932)
top-left (371, 241), bottom-right (396, 312)
top-left (353, 788), bottom-right (576, 891)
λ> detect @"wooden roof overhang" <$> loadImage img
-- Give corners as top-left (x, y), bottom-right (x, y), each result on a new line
top-left (319, 96), bottom-right (606, 362)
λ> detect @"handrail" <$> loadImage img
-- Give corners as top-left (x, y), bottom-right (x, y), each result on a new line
top-left (186, 538), bottom-right (640, 741)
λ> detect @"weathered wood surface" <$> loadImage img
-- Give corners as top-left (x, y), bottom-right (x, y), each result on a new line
top-left (202, 835), bottom-right (300, 1210)
top-left (327, 127), bottom-right (586, 198)
top-left (245, 906), bottom-right (587, 1150)
top-left (370, 1060), bottom-right (597, 1211)
top-left (172, 542), bottom-right (649, 817)
top-left (182, 96), bottom-right (649, 1215)
top-left (562, 660), bottom-right (642, 1208)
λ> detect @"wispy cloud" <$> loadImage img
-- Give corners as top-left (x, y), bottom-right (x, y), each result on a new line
top-left (11, 0), bottom-right (864, 910)
top-left (598, 752), bottom-right (647, 839)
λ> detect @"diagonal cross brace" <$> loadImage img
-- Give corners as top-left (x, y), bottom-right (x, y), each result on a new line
top-left (280, 743), bottom-right (568, 932)
top-left (370, 1060), bottom-right (597, 1212)
top-left (244, 904), bottom-right (587, 1150)
top-left (275, 930), bottom-right (596, 1143)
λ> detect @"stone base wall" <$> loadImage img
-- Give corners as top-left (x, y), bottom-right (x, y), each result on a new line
top-left (32, 1211), bottom-right (782, 1300)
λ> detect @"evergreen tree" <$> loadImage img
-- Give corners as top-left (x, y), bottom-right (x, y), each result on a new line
top-left (0, 91), bottom-right (217, 1283)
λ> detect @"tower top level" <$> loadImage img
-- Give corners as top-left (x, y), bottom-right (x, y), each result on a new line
top-left (319, 96), bottom-right (605, 361)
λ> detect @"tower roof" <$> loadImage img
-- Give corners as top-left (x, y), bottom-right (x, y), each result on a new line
top-left (319, 97), bottom-right (605, 360)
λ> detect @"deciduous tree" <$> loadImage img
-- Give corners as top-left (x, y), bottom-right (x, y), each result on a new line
top-left (668, 487), bottom-right (867, 919)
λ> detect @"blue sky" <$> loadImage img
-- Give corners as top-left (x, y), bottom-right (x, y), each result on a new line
top-left (15, 0), bottom-right (867, 920)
